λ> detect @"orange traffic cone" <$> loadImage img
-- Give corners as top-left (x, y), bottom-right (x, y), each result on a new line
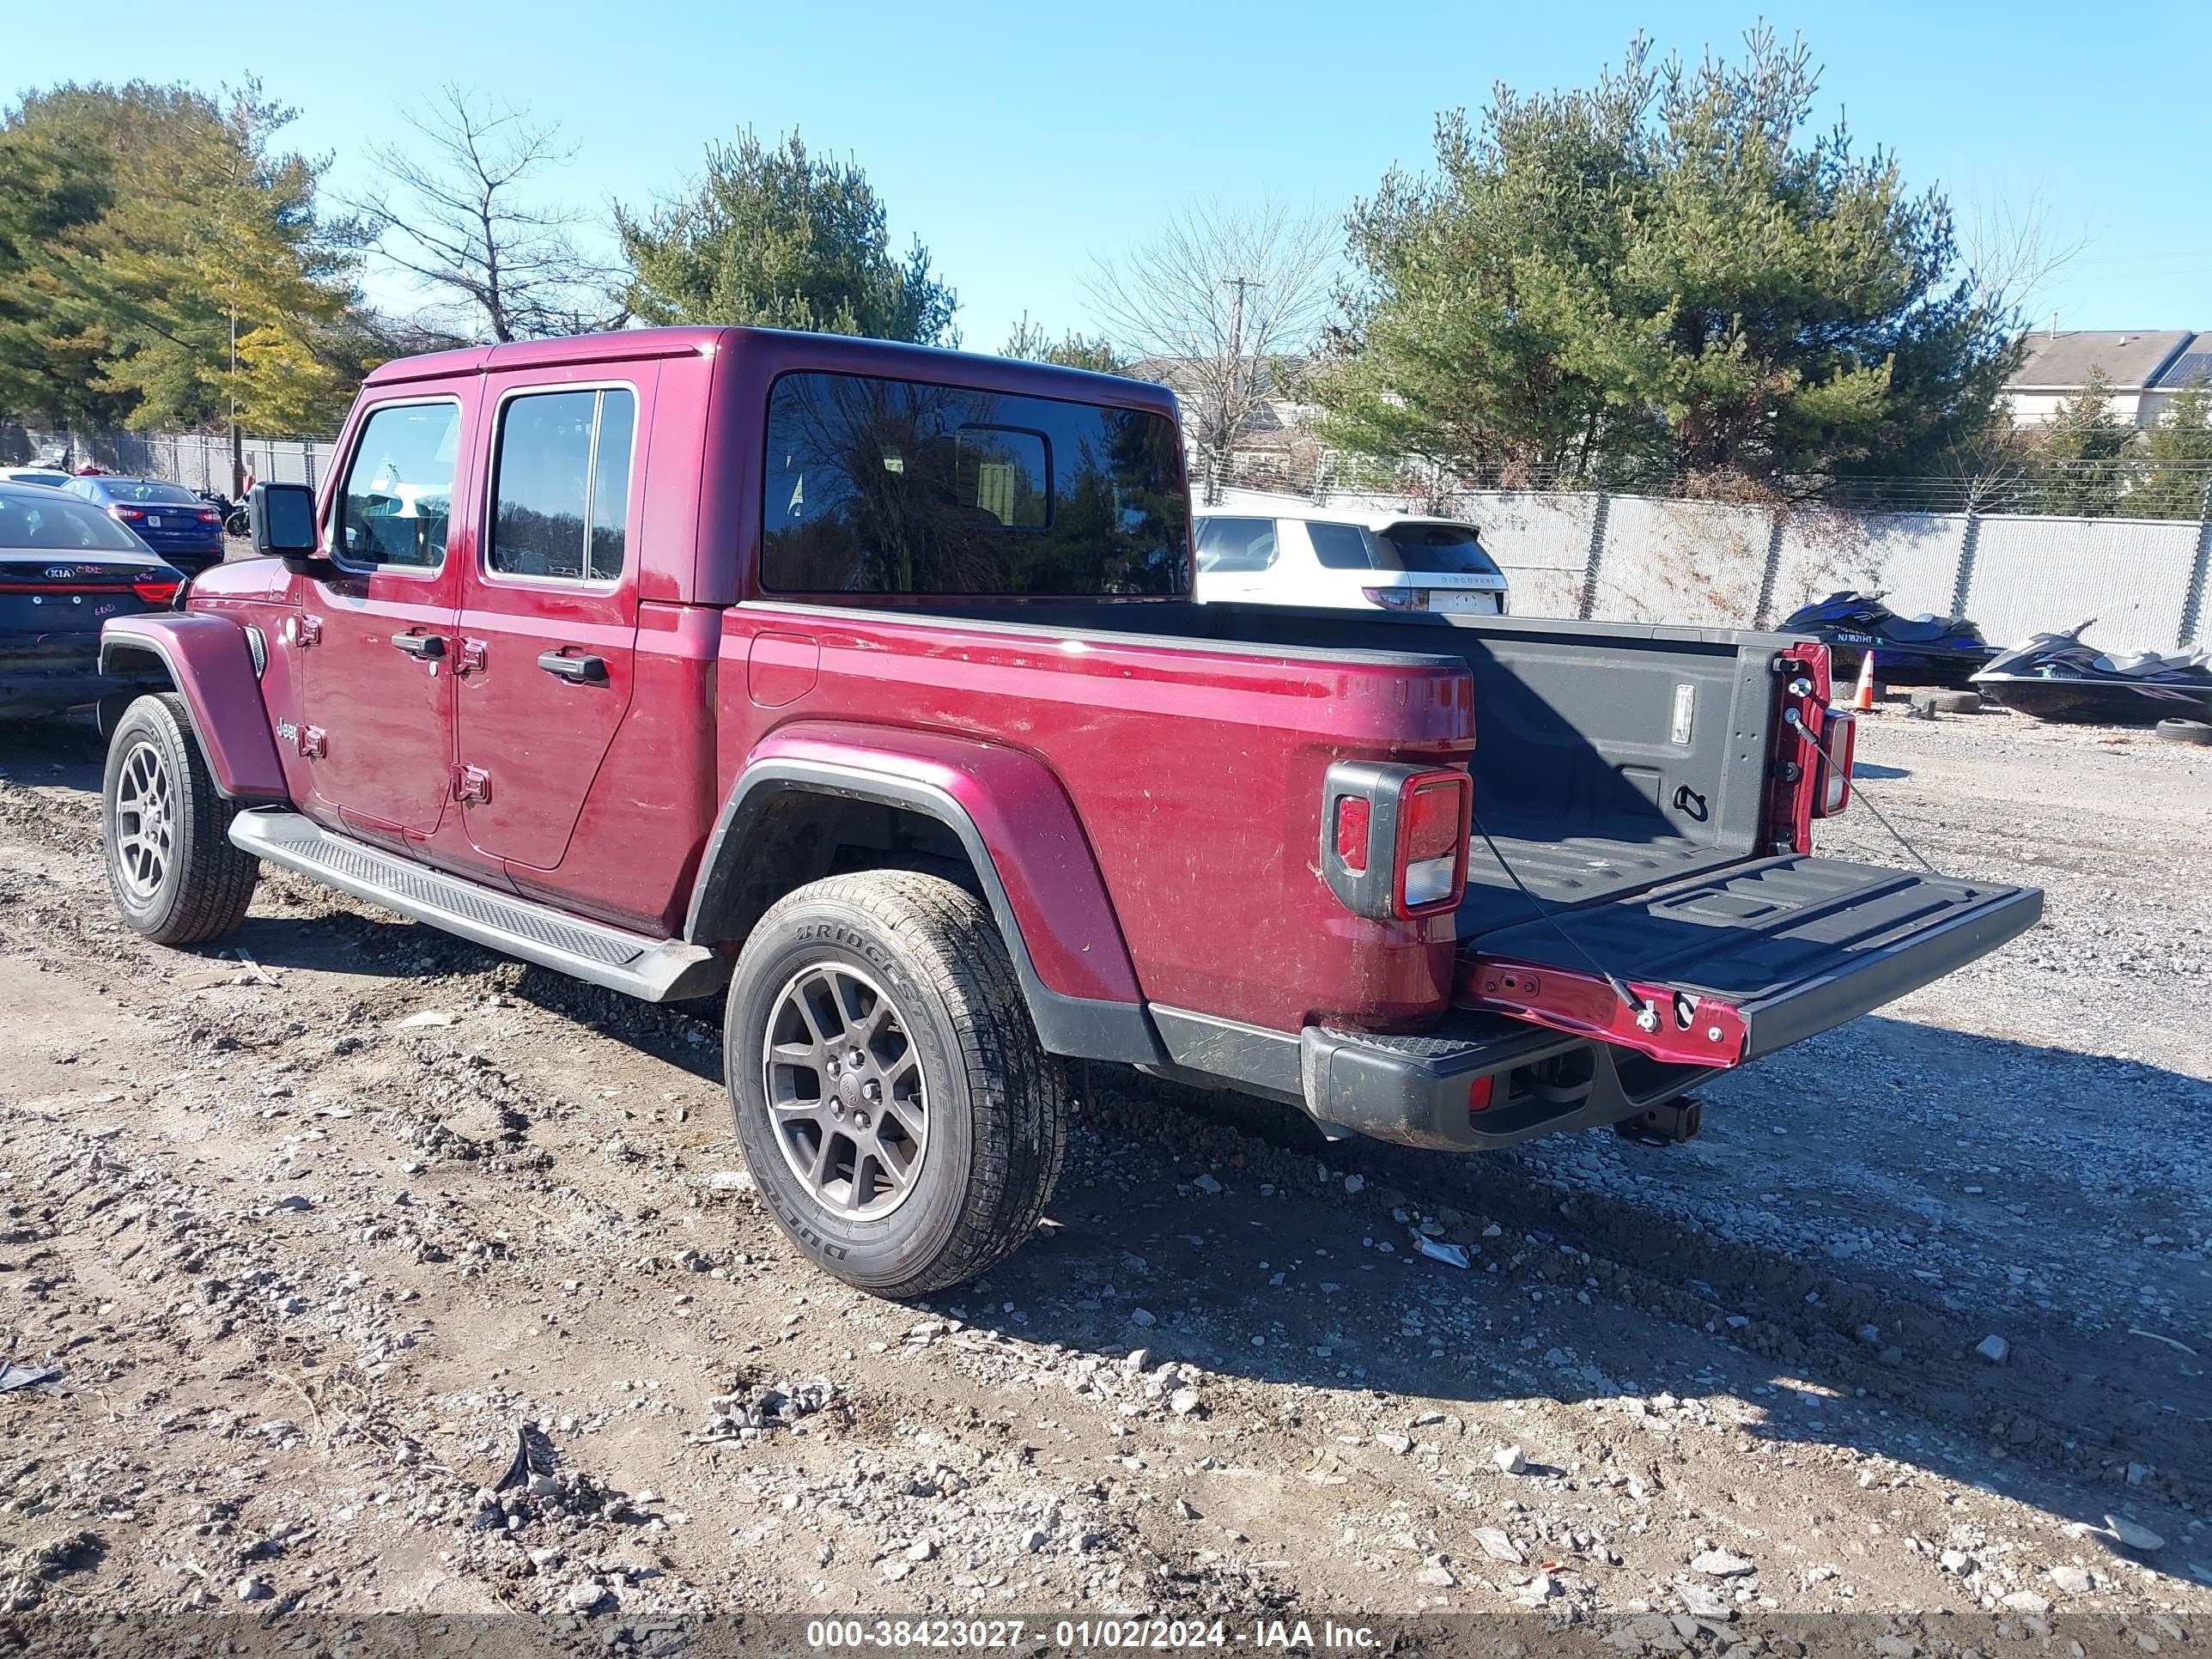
top-left (1850, 649), bottom-right (1877, 712)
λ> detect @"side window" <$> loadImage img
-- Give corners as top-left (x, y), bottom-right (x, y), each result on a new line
top-left (1308, 521), bottom-right (1376, 570)
top-left (1194, 516), bottom-right (1278, 574)
top-left (336, 402), bottom-right (461, 571)
top-left (489, 386), bottom-right (635, 582)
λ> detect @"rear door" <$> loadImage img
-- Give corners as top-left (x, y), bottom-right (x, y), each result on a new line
top-left (1192, 514), bottom-right (1282, 603)
top-left (1460, 855), bottom-right (2042, 1065)
top-left (299, 397), bottom-right (470, 842)
top-left (453, 370), bottom-right (648, 872)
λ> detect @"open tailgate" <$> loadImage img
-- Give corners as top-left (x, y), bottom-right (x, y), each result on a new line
top-left (1457, 855), bottom-right (2042, 1066)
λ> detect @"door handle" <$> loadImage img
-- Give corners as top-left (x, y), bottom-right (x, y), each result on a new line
top-left (538, 650), bottom-right (607, 684)
top-left (390, 631), bottom-right (445, 659)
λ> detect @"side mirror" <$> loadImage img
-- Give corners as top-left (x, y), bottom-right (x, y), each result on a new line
top-left (251, 482), bottom-right (334, 576)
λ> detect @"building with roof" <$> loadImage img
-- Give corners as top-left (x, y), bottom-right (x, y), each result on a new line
top-left (2003, 330), bottom-right (2209, 426)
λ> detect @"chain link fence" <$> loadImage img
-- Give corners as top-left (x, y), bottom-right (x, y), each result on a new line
top-left (0, 422), bottom-right (337, 494)
top-left (1218, 464), bottom-right (2212, 651)
top-left (11, 416), bottom-right (2208, 648)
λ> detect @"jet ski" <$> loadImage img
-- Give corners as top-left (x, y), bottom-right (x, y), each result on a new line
top-left (1971, 621), bottom-right (2212, 723)
top-left (1778, 591), bottom-right (2001, 686)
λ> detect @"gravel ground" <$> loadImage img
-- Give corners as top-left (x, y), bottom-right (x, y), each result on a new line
top-left (0, 701), bottom-right (2207, 1656)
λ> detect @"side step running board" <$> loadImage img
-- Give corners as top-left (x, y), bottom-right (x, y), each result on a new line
top-left (229, 809), bottom-right (727, 1004)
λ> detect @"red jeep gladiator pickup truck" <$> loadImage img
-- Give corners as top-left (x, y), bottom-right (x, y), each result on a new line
top-left (96, 326), bottom-right (2040, 1297)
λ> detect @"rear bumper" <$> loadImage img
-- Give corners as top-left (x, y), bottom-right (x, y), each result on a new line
top-left (1300, 1018), bottom-right (1719, 1150)
top-left (1146, 1005), bottom-right (1718, 1152)
top-left (146, 544), bottom-right (224, 574)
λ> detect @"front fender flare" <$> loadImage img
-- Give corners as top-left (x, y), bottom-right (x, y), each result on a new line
top-left (99, 613), bottom-right (288, 801)
top-left (686, 723), bottom-right (1163, 1066)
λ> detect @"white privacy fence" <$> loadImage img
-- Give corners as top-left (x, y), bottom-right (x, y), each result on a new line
top-left (1309, 485), bottom-right (2212, 651)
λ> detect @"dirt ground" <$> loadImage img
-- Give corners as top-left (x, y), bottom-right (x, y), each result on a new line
top-left (1, 701), bottom-right (2208, 1656)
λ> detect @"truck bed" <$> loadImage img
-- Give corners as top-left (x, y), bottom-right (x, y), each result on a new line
top-left (926, 599), bottom-right (1780, 936)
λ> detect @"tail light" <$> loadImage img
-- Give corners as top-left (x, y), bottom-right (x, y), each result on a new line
top-left (1362, 586), bottom-right (1424, 611)
top-left (195, 508), bottom-right (220, 524)
top-left (1398, 774), bottom-right (1468, 909)
top-left (109, 506), bottom-right (144, 521)
top-left (1321, 760), bottom-right (1473, 921)
top-left (1814, 709), bottom-right (1856, 817)
top-left (131, 578), bottom-right (181, 605)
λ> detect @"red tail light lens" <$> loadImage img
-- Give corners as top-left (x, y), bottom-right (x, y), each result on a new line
top-left (1362, 586), bottom-right (1423, 611)
top-left (1468, 1074), bottom-right (1495, 1115)
top-left (1403, 781), bottom-right (1463, 860)
top-left (1395, 771), bottom-right (1471, 915)
top-left (196, 508), bottom-right (220, 523)
top-left (131, 579), bottom-right (180, 605)
top-left (110, 506), bottom-right (143, 521)
top-left (1334, 795), bottom-right (1370, 872)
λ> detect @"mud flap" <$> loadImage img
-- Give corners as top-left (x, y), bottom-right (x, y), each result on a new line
top-left (1459, 854), bottom-right (2043, 1066)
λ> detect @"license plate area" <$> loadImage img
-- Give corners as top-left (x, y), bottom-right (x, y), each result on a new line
top-left (1458, 854), bottom-right (2042, 1063)
top-left (1427, 590), bottom-right (1502, 615)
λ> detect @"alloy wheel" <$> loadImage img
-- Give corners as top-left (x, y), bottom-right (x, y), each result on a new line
top-left (112, 740), bottom-right (174, 901)
top-left (763, 963), bottom-right (929, 1219)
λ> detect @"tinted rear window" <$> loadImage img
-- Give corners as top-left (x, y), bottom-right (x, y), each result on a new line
top-left (0, 489), bottom-right (146, 552)
top-left (107, 481), bottom-right (200, 505)
top-left (763, 371), bottom-right (1188, 596)
top-left (1375, 523), bottom-right (1499, 576)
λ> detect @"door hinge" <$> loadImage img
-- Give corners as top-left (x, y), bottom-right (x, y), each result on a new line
top-left (451, 764), bottom-right (491, 805)
top-left (286, 613), bottom-right (322, 647)
top-left (456, 637), bottom-right (488, 675)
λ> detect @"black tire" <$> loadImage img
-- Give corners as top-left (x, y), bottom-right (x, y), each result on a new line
top-left (724, 871), bottom-right (1068, 1298)
top-left (2153, 719), bottom-right (2212, 746)
top-left (101, 692), bottom-right (259, 946)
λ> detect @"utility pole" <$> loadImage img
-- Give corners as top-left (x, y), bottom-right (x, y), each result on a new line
top-left (1222, 273), bottom-right (1255, 367)
top-left (228, 304), bottom-right (243, 500)
top-left (1215, 275), bottom-right (1261, 505)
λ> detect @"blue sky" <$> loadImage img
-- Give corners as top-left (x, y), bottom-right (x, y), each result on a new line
top-left (14, 0), bottom-right (2210, 348)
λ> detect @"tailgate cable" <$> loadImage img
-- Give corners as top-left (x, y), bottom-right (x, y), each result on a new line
top-left (1782, 708), bottom-right (1943, 877)
top-left (1471, 811), bottom-right (1650, 1028)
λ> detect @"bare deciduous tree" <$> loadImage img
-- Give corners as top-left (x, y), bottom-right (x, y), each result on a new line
top-left (1962, 185), bottom-right (2088, 324)
top-left (356, 86), bottom-right (623, 343)
top-left (1087, 200), bottom-right (1334, 501)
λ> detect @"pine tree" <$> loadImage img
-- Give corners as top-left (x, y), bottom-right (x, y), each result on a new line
top-left (617, 131), bottom-right (956, 345)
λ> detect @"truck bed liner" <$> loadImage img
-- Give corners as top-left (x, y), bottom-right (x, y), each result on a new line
top-left (1459, 820), bottom-right (1746, 936)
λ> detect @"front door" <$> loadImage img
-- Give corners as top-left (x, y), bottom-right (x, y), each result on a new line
top-left (453, 373), bottom-right (647, 872)
top-left (300, 397), bottom-right (469, 843)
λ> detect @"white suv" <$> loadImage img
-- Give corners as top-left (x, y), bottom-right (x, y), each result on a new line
top-left (1193, 492), bottom-right (1510, 615)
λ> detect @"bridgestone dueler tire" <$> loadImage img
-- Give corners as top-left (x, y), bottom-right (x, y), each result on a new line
top-left (725, 871), bottom-right (1069, 1298)
top-left (101, 693), bottom-right (259, 946)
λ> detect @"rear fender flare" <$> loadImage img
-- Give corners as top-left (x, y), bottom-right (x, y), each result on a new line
top-left (685, 726), bottom-right (1162, 1065)
top-left (98, 614), bottom-right (288, 801)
